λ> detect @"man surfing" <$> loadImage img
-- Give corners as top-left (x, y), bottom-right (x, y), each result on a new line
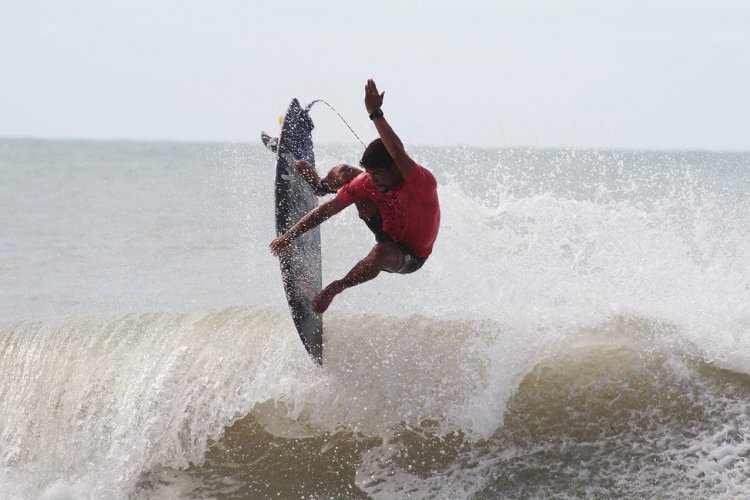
top-left (270, 79), bottom-right (440, 314)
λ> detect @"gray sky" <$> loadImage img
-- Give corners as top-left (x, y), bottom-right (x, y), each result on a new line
top-left (1, 0), bottom-right (748, 150)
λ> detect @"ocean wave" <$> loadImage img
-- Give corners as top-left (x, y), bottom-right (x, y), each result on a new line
top-left (2, 307), bottom-right (750, 497)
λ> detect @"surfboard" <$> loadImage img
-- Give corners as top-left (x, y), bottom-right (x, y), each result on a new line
top-left (262, 98), bottom-right (323, 365)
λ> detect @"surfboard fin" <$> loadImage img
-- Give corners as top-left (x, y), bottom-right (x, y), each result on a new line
top-left (261, 131), bottom-right (279, 153)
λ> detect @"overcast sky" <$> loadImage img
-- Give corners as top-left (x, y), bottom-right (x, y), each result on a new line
top-left (1, 1), bottom-right (748, 150)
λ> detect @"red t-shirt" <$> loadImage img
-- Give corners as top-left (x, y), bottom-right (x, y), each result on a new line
top-left (337, 164), bottom-right (440, 258)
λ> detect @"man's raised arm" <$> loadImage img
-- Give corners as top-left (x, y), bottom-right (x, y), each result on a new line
top-left (364, 79), bottom-right (417, 178)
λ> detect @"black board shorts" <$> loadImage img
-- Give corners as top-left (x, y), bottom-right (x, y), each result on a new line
top-left (363, 213), bottom-right (426, 275)
top-left (392, 243), bottom-right (426, 274)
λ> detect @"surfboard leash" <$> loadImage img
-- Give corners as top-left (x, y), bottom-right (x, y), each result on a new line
top-left (306, 99), bottom-right (367, 148)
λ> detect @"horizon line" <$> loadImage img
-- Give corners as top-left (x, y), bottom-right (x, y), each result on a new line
top-left (1, 134), bottom-right (748, 155)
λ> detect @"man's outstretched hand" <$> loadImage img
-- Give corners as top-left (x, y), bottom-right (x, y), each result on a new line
top-left (270, 233), bottom-right (292, 256)
top-left (365, 79), bottom-right (385, 114)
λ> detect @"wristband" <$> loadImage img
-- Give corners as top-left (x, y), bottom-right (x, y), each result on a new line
top-left (369, 109), bottom-right (384, 120)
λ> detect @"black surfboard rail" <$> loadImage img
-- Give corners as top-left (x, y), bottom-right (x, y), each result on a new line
top-left (263, 98), bottom-right (323, 365)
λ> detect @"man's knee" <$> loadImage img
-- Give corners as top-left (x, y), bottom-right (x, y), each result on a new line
top-left (367, 242), bottom-right (404, 272)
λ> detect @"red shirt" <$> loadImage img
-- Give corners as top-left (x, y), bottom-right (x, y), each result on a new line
top-left (337, 164), bottom-right (440, 258)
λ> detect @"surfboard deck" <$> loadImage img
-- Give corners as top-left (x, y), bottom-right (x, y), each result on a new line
top-left (262, 98), bottom-right (323, 365)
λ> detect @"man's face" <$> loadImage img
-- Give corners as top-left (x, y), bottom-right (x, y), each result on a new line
top-left (366, 165), bottom-right (402, 192)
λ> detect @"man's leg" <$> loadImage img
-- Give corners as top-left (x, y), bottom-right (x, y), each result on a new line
top-left (312, 242), bottom-right (405, 314)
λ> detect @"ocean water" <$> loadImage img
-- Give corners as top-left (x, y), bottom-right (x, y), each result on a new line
top-left (1, 138), bottom-right (749, 498)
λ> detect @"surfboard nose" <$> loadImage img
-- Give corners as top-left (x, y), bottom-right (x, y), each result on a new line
top-left (282, 99), bottom-right (315, 163)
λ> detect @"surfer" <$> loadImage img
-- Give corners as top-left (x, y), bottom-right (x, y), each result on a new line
top-left (270, 79), bottom-right (440, 314)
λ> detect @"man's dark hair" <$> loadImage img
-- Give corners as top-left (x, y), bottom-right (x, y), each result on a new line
top-left (359, 139), bottom-right (394, 169)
